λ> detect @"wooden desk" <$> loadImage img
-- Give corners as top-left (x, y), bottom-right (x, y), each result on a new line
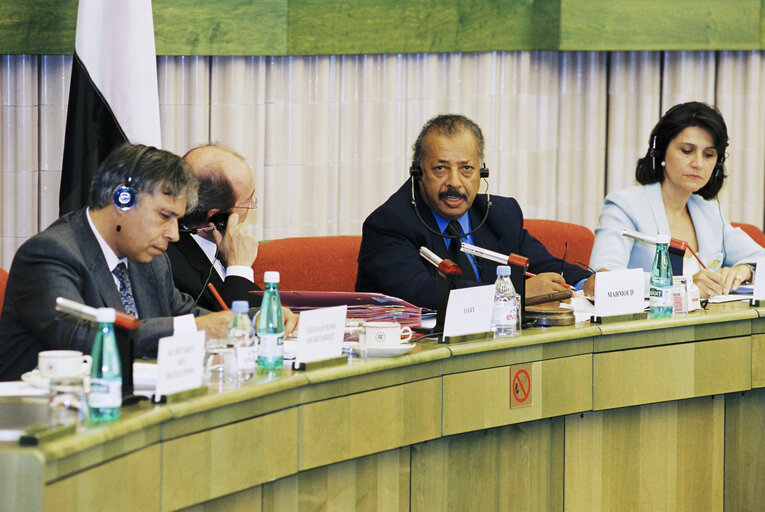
top-left (2, 303), bottom-right (763, 511)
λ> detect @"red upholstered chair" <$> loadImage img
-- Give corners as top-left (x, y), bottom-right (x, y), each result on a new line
top-left (523, 219), bottom-right (595, 268)
top-left (731, 222), bottom-right (765, 249)
top-left (251, 236), bottom-right (362, 291)
top-left (0, 267), bottom-right (8, 314)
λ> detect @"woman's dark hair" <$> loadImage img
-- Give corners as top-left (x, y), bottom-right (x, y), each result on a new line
top-left (635, 101), bottom-right (729, 200)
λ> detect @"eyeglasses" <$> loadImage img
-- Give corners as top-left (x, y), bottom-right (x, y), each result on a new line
top-left (233, 196), bottom-right (258, 210)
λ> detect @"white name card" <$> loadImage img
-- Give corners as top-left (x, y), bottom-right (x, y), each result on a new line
top-left (753, 258), bottom-right (765, 300)
top-left (155, 331), bottom-right (205, 399)
top-left (594, 268), bottom-right (645, 317)
top-left (295, 305), bottom-right (347, 364)
top-left (443, 285), bottom-right (494, 337)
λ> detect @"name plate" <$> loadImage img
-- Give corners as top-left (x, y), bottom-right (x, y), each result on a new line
top-left (753, 258), bottom-right (765, 300)
top-left (155, 331), bottom-right (205, 399)
top-left (443, 285), bottom-right (494, 338)
top-left (594, 268), bottom-right (644, 317)
top-left (296, 305), bottom-right (347, 365)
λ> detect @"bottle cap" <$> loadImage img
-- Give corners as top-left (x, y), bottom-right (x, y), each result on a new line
top-left (656, 234), bottom-right (670, 244)
top-left (231, 300), bottom-right (249, 314)
top-left (496, 265), bottom-right (511, 277)
top-left (264, 271), bottom-right (280, 283)
top-left (96, 307), bottom-right (116, 323)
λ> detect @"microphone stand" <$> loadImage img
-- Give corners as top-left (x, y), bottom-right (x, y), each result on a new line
top-left (419, 247), bottom-right (462, 339)
top-left (55, 297), bottom-right (142, 403)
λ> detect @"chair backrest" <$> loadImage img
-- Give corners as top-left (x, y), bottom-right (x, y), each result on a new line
top-left (251, 236), bottom-right (362, 291)
top-left (523, 219), bottom-right (595, 268)
top-left (0, 267), bottom-right (8, 315)
top-left (731, 222), bottom-right (765, 249)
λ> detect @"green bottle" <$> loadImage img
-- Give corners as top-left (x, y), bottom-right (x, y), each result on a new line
top-left (89, 308), bottom-right (122, 422)
top-left (256, 271), bottom-right (284, 371)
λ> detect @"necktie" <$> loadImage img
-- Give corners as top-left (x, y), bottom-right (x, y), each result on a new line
top-left (445, 220), bottom-right (477, 281)
top-left (112, 263), bottom-right (139, 318)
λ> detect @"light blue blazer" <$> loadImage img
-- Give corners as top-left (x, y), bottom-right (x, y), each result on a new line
top-left (590, 182), bottom-right (765, 272)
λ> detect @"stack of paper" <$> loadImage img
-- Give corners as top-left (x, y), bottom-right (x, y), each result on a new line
top-left (251, 291), bottom-right (422, 328)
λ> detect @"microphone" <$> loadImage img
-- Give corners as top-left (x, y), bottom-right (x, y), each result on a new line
top-left (419, 246), bottom-right (462, 275)
top-left (460, 242), bottom-right (529, 268)
top-left (55, 297), bottom-right (140, 330)
top-left (621, 228), bottom-right (707, 269)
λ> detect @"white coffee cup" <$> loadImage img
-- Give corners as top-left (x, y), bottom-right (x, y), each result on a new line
top-left (364, 321), bottom-right (413, 346)
top-left (38, 350), bottom-right (93, 379)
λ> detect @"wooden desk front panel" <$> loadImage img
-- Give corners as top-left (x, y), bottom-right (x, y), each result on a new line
top-left (442, 354), bottom-right (591, 435)
top-left (411, 418), bottom-right (564, 512)
top-left (43, 444), bottom-right (161, 512)
top-left (298, 378), bottom-right (441, 471)
top-left (593, 337), bottom-right (751, 410)
top-left (752, 333), bottom-right (765, 388)
top-left (160, 408), bottom-right (298, 511)
top-left (565, 396), bottom-right (725, 512)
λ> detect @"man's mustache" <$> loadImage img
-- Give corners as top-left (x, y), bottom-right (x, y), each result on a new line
top-left (438, 187), bottom-right (468, 201)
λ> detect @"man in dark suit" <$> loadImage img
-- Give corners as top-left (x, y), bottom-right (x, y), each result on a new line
top-left (355, 114), bottom-right (596, 309)
top-left (0, 144), bottom-right (232, 381)
top-left (166, 145), bottom-right (261, 311)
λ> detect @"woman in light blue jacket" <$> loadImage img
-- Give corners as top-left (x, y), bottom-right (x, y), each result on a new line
top-left (590, 102), bottom-right (765, 297)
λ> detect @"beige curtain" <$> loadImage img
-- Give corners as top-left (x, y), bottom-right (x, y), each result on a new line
top-left (1, 51), bottom-right (763, 270)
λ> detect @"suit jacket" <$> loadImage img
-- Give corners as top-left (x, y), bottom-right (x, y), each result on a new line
top-left (355, 180), bottom-right (592, 309)
top-left (0, 209), bottom-right (205, 381)
top-left (590, 183), bottom-right (765, 272)
top-left (165, 232), bottom-right (261, 312)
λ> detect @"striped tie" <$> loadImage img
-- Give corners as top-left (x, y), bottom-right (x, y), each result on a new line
top-left (112, 263), bottom-right (139, 318)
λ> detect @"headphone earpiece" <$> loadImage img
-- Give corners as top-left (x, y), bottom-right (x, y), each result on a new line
top-left (409, 162), bottom-right (422, 180)
top-left (113, 146), bottom-right (150, 211)
top-left (112, 184), bottom-right (137, 211)
top-left (713, 155), bottom-right (725, 181)
top-left (479, 164), bottom-right (489, 178)
top-left (649, 135), bottom-right (658, 172)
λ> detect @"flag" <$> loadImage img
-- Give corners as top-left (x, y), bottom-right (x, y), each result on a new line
top-left (59, 0), bottom-right (161, 216)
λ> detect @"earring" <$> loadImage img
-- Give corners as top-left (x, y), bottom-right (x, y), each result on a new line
top-left (660, 161), bottom-right (666, 167)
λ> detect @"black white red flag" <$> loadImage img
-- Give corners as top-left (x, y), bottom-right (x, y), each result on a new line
top-left (59, 0), bottom-right (161, 215)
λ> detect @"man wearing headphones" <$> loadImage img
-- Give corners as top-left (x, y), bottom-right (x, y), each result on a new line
top-left (0, 143), bottom-right (232, 381)
top-left (355, 114), bottom-right (595, 309)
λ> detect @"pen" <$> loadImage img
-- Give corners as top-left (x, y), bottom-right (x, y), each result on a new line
top-left (207, 283), bottom-right (230, 311)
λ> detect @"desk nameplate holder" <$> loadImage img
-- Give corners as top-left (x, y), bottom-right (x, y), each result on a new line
top-left (441, 331), bottom-right (494, 344)
top-left (293, 355), bottom-right (348, 371)
top-left (153, 385), bottom-right (208, 404)
top-left (590, 312), bottom-right (649, 324)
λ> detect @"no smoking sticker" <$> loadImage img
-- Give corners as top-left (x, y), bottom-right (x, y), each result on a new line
top-left (510, 364), bottom-right (532, 408)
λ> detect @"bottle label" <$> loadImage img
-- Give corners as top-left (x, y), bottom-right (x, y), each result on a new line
top-left (649, 286), bottom-right (673, 307)
top-left (236, 345), bottom-right (257, 371)
top-left (258, 333), bottom-right (284, 358)
top-left (89, 378), bottom-right (122, 408)
top-left (492, 304), bottom-right (518, 327)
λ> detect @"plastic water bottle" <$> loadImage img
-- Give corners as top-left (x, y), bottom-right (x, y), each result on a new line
top-left (256, 271), bottom-right (285, 371)
top-left (228, 300), bottom-right (256, 382)
top-left (89, 307), bottom-right (121, 423)
top-left (492, 265), bottom-right (520, 337)
top-left (649, 234), bottom-right (674, 318)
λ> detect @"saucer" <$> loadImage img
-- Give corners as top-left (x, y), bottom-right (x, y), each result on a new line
top-left (358, 343), bottom-right (415, 357)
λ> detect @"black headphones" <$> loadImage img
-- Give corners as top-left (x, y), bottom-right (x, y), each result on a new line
top-left (112, 146), bottom-right (150, 211)
top-left (650, 134), bottom-right (725, 182)
top-left (409, 162), bottom-right (493, 240)
top-left (409, 162), bottom-right (490, 180)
